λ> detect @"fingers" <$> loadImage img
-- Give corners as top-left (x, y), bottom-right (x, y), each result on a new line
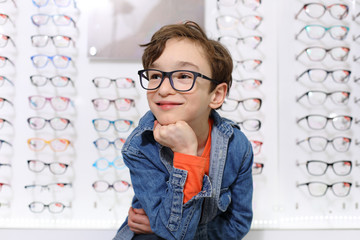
top-left (128, 207), bottom-right (153, 234)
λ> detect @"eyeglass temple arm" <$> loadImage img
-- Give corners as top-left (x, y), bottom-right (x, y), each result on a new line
top-left (295, 70), bottom-right (308, 81)
top-left (294, 6), bottom-right (305, 19)
top-left (295, 27), bottom-right (305, 40)
top-left (295, 49), bottom-right (306, 61)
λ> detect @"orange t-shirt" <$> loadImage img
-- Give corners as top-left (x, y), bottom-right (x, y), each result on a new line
top-left (173, 119), bottom-right (212, 203)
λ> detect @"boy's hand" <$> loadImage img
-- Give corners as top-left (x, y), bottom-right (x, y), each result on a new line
top-left (153, 120), bottom-right (198, 156)
top-left (128, 207), bottom-right (153, 234)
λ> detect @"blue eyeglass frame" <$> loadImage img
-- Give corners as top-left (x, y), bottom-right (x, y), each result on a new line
top-left (92, 157), bottom-right (126, 171)
top-left (32, 0), bottom-right (77, 8)
top-left (30, 54), bottom-right (72, 69)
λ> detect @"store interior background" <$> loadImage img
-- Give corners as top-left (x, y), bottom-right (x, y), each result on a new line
top-left (1, 0), bottom-right (360, 239)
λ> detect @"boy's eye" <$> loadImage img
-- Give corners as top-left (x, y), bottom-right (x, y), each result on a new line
top-left (174, 72), bottom-right (193, 80)
top-left (149, 73), bottom-right (162, 80)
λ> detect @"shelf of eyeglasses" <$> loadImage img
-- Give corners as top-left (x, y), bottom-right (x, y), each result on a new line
top-left (296, 136), bottom-right (359, 153)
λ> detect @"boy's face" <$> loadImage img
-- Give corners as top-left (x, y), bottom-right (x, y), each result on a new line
top-left (146, 38), bottom-right (216, 127)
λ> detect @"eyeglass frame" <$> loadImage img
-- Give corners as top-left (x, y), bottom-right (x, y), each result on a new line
top-left (32, 0), bottom-right (77, 8)
top-left (31, 13), bottom-right (77, 28)
top-left (30, 54), bottom-right (72, 69)
top-left (297, 181), bottom-right (352, 197)
top-left (92, 77), bottom-right (135, 88)
top-left (27, 138), bottom-right (71, 152)
top-left (0, 56), bottom-right (15, 67)
top-left (296, 90), bottom-right (350, 105)
top-left (296, 114), bottom-right (353, 131)
top-left (28, 95), bottom-right (73, 111)
top-left (92, 118), bottom-right (134, 132)
top-left (28, 201), bottom-right (71, 213)
top-left (92, 156), bottom-right (125, 171)
top-left (27, 159), bottom-right (69, 174)
top-left (296, 68), bottom-right (351, 83)
top-left (295, 3), bottom-right (349, 20)
top-left (295, 46), bottom-right (350, 62)
top-left (93, 137), bottom-right (126, 150)
top-left (30, 75), bottom-right (73, 87)
top-left (27, 116), bottom-right (71, 130)
top-left (296, 136), bottom-right (352, 152)
top-left (296, 160), bottom-right (352, 176)
top-left (138, 69), bottom-right (220, 92)
top-left (295, 24), bottom-right (349, 41)
top-left (31, 34), bottom-right (75, 48)
top-left (92, 180), bottom-right (131, 193)
top-left (0, 139), bottom-right (12, 149)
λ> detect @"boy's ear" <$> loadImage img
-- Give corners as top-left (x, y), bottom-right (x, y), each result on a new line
top-left (209, 83), bottom-right (227, 109)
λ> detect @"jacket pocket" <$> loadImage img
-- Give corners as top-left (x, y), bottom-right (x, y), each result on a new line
top-left (218, 188), bottom-right (231, 212)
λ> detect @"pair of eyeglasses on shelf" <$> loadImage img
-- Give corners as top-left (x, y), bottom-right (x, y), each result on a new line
top-left (92, 180), bottom-right (131, 193)
top-left (295, 3), bottom-right (349, 20)
top-left (236, 118), bottom-right (261, 132)
top-left (30, 54), bottom-right (72, 69)
top-left (28, 95), bottom-right (73, 111)
top-left (30, 75), bottom-right (73, 87)
top-left (92, 157), bottom-right (125, 171)
top-left (0, 13), bottom-right (15, 26)
top-left (92, 118), bottom-right (134, 132)
top-left (0, 139), bottom-right (12, 150)
top-left (0, 56), bottom-right (14, 67)
top-left (295, 25), bottom-right (349, 41)
top-left (93, 137), bottom-right (126, 150)
top-left (31, 34), bottom-right (75, 48)
top-left (235, 59), bottom-right (262, 72)
top-left (296, 160), bottom-right (352, 176)
top-left (296, 136), bottom-right (351, 152)
top-left (29, 201), bottom-right (71, 213)
top-left (27, 138), bottom-right (71, 152)
top-left (296, 46), bottom-right (350, 62)
top-left (0, 118), bottom-right (12, 129)
top-left (221, 97), bottom-right (262, 112)
top-left (92, 77), bottom-right (135, 89)
top-left (297, 114), bottom-right (353, 131)
top-left (27, 160), bottom-right (69, 174)
top-left (91, 98), bottom-right (135, 112)
top-left (0, 33), bottom-right (16, 47)
top-left (27, 116), bottom-right (71, 131)
top-left (297, 181), bottom-right (351, 197)
top-left (296, 69), bottom-right (351, 84)
top-left (216, 15), bottom-right (263, 31)
top-left (216, 0), bottom-right (261, 11)
top-left (250, 140), bottom-right (262, 155)
top-left (252, 162), bottom-right (264, 175)
top-left (31, 14), bottom-right (76, 27)
top-left (0, 0), bottom-right (17, 7)
top-left (218, 35), bottom-right (263, 50)
top-left (32, 0), bottom-right (77, 8)
top-left (0, 97), bottom-right (13, 109)
top-left (296, 90), bottom-right (350, 106)
top-left (25, 182), bottom-right (72, 191)
top-left (0, 75), bottom-right (14, 86)
top-left (234, 78), bottom-right (262, 90)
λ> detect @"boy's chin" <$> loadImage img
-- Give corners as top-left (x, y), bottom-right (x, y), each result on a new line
top-left (155, 116), bottom-right (182, 126)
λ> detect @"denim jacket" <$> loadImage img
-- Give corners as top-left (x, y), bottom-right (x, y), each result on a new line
top-left (113, 110), bottom-right (253, 240)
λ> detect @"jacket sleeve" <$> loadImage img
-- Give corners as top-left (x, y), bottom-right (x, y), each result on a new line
top-left (207, 139), bottom-right (254, 240)
top-left (123, 143), bottom-right (211, 240)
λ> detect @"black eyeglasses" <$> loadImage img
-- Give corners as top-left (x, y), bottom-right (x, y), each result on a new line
top-left (296, 68), bottom-right (351, 84)
top-left (296, 160), bottom-right (352, 176)
top-left (138, 69), bottom-right (219, 92)
top-left (297, 181), bottom-right (352, 197)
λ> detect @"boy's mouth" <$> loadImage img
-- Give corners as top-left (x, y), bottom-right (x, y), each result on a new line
top-left (156, 101), bottom-right (182, 109)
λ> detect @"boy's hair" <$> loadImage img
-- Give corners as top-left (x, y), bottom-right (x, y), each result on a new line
top-left (140, 21), bottom-right (233, 93)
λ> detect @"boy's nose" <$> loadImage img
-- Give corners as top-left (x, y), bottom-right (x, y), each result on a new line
top-left (158, 76), bottom-right (176, 95)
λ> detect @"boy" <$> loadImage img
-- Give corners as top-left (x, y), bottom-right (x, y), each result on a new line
top-left (113, 21), bottom-right (253, 240)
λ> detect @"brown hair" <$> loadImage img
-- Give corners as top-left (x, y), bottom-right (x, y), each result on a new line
top-left (140, 21), bottom-right (233, 93)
